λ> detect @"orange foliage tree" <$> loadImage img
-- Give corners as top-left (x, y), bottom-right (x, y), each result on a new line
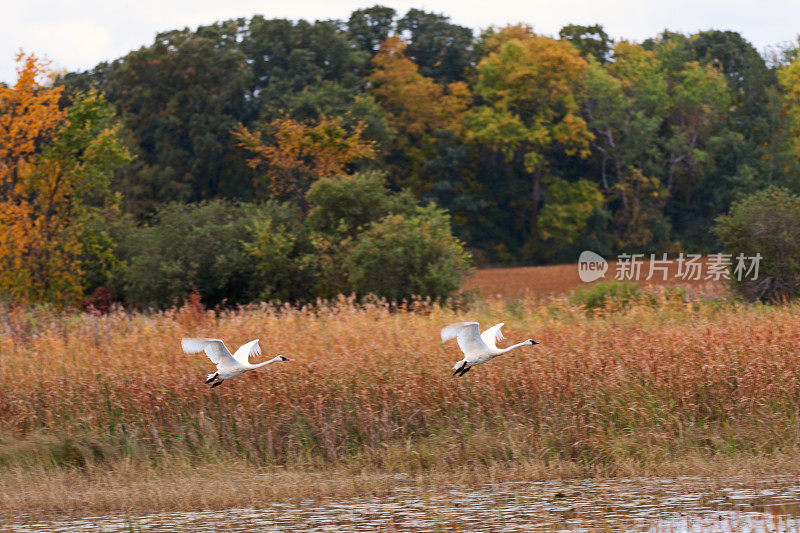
top-left (234, 116), bottom-right (375, 204)
top-left (368, 36), bottom-right (471, 193)
top-left (0, 53), bottom-right (128, 305)
top-left (369, 36), bottom-right (470, 140)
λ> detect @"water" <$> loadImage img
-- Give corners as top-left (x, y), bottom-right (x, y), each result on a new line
top-left (4, 476), bottom-right (800, 532)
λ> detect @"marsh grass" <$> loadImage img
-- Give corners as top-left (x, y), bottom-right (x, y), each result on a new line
top-left (3, 291), bottom-right (800, 513)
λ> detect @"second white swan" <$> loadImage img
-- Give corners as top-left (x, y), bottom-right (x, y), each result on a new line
top-left (441, 322), bottom-right (538, 377)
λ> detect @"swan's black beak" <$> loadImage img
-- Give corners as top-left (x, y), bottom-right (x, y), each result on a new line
top-left (279, 355), bottom-right (289, 361)
top-left (530, 340), bottom-right (539, 345)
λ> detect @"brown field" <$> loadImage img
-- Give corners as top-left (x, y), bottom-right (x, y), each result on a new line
top-left (464, 260), bottom-right (725, 300)
top-left (2, 290), bottom-right (800, 514)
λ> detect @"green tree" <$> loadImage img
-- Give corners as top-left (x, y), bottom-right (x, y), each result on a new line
top-left (347, 5), bottom-right (396, 54)
top-left (582, 42), bottom-right (667, 192)
top-left (689, 30), bottom-right (773, 127)
top-left (302, 172), bottom-right (418, 299)
top-left (305, 171), bottom-right (416, 237)
top-left (242, 17), bottom-right (369, 121)
top-left (579, 42), bottom-right (670, 252)
top-left (663, 60), bottom-right (730, 199)
top-left (112, 201), bottom-right (277, 308)
top-left (559, 23), bottom-right (612, 63)
top-left (101, 22), bottom-right (252, 209)
top-left (396, 8), bottom-right (475, 83)
top-left (714, 187), bottom-right (800, 302)
top-left (538, 178), bottom-right (604, 245)
top-left (643, 31), bottom-right (768, 249)
top-left (469, 26), bottom-right (593, 247)
top-left (581, 36), bottom-right (745, 252)
top-left (244, 204), bottom-right (313, 302)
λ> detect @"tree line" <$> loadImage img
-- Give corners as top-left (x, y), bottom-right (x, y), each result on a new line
top-left (4, 6), bottom-right (800, 307)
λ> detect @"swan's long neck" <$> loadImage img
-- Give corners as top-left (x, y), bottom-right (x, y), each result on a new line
top-left (251, 356), bottom-right (285, 369)
top-left (498, 340), bottom-right (532, 355)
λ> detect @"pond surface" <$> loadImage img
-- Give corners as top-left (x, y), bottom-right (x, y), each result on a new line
top-left (4, 476), bottom-right (800, 532)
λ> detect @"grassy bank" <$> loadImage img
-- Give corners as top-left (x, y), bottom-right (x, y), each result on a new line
top-left (5, 454), bottom-right (800, 515)
top-left (3, 292), bottom-right (800, 513)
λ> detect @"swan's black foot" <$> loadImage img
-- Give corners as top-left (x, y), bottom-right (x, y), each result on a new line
top-left (210, 380), bottom-right (224, 388)
top-left (457, 365), bottom-right (471, 377)
top-left (205, 373), bottom-right (219, 384)
top-left (453, 362), bottom-right (466, 376)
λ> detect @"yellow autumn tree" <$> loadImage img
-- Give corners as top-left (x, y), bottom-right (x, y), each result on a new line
top-left (234, 116), bottom-right (375, 204)
top-left (777, 48), bottom-right (800, 167)
top-left (469, 25), bottom-right (594, 245)
top-left (369, 36), bottom-right (470, 140)
top-left (368, 36), bottom-right (471, 193)
top-left (0, 53), bottom-right (68, 303)
top-left (0, 52), bottom-right (129, 305)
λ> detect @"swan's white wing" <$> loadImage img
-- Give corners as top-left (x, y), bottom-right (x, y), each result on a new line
top-left (181, 338), bottom-right (237, 368)
top-left (441, 322), bottom-right (479, 342)
top-left (480, 322), bottom-right (505, 350)
top-left (441, 322), bottom-right (489, 359)
top-left (232, 339), bottom-right (262, 365)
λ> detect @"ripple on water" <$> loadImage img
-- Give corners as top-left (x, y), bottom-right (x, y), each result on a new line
top-left (4, 475), bottom-right (800, 532)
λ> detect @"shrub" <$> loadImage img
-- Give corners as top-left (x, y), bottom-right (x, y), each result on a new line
top-left (109, 186), bottom-right (472, 307)
top-left (569, 280), bottom-right (648, 311)
top-left (346, 205), bottom-right (472, 302)
top-left (305, 171), bottom-right (416, 237)
top-left (245, 204), bottom-right (315, 302)
top-left (303, 171), bottom-right (417, 299)
top-left (304, 172), bottom-right (468, 301)
top-left (714, 187), bottom-right (800, 302)
top-left (112, 200), bottom-right (288, 308)
top-left (81, 286), bottom-right (115, 314)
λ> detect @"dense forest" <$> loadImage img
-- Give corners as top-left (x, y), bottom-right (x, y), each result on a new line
top-left (4, 5), bottom-right (800, 307)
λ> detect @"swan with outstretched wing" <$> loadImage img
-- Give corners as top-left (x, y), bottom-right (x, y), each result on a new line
top-left (441, 322), bottom-right (538, 377)
top-left (181, 337), bottom-right (289, 388)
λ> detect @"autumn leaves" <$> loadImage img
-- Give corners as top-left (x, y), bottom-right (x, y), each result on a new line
top-left (0, 53), bottom-right (128, 305)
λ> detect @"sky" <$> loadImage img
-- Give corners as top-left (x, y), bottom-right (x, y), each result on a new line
top-left (2, 0), bottom-right (799, 84)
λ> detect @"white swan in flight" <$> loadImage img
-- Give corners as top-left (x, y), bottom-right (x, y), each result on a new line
top-left (181, 338), bottom-right (289, 388)
top-left (441, 322), bottom-right (538, 377)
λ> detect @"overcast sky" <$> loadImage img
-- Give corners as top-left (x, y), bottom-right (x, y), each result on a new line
top-left (2, 0), bottom-right (799, 84)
